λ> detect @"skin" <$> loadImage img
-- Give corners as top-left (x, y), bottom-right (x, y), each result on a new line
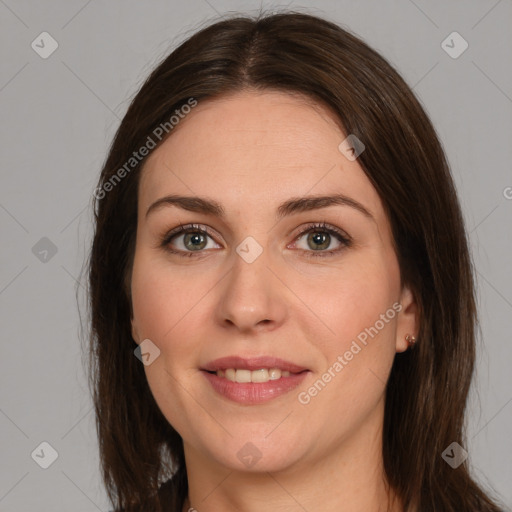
top-left (130, 89), bottom-right (418, 512)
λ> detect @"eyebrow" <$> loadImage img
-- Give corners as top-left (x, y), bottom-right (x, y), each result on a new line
top-left (145, 193), bottom-right (374, 221)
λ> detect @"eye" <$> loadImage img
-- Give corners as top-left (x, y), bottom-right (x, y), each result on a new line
top-left (160, 221), bottom-right (351, 259)
top-left (290, 222), bottom-right (351, 258)
top-left (160, 223), bottom-right (221, 257)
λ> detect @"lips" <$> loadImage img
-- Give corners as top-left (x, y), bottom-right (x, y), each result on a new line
top-left (200, 355), bottom-right (311, 404)
top-left (201, 355), bottom-right (309, 374)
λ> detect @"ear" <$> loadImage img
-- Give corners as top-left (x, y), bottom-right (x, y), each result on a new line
top-left (131, 317), bottom-right (141, 346)
top-left (395, 284), bottom-right (419, 353)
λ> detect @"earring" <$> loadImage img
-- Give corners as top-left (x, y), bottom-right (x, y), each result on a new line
top-left (405, 334), bottom-right (416, 346)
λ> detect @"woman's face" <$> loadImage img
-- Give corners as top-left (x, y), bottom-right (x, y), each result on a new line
top-left (130, 90), bottom-right (417, 473)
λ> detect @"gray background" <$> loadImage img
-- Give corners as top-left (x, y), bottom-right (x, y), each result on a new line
top-left (1, 1), bottom-right (511, 511)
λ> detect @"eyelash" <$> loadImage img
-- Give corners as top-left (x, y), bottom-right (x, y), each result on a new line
top-left (159, 222), bottom-right (352, 259)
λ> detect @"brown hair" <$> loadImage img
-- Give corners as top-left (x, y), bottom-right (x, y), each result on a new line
top-left (85, 10), bottom-right (506, 512)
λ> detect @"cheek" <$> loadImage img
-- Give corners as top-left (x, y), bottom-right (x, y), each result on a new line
top-left (291, 250), bottom-right (400, 352)
top-left (293, 259), bottom-right (399, 425)
top-left (130, 251), bottom-right (206, 433)
top-left (291, 253), bottom-right (400, 414)
top-left (131, 249), bottom-right (205, 342)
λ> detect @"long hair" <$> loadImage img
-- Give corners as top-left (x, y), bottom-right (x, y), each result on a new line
top-left (85, 11), bottom-right (505, 512)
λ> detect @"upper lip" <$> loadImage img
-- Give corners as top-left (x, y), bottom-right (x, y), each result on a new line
top-left (201, 356), bottom-right (309, 373)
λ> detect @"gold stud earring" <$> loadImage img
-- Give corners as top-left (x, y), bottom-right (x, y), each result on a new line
top-left (405, 334), bottom-right (416, 346)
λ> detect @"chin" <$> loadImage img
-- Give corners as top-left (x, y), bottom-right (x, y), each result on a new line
top-left (202, 434), bottom-right (307, 474)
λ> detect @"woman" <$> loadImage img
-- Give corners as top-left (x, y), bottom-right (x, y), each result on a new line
top-left (87, 11), bottom-right (506, 512)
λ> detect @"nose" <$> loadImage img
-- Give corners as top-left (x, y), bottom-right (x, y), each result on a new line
top-left (214, 245), bottom-right (287, 334)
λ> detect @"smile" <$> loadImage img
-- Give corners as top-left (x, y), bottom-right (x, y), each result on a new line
top-left (213, 368), bottom-right (293, 383)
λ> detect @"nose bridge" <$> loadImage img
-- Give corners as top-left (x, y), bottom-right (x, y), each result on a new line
top-left (214, 233), bottom-right (286, 332)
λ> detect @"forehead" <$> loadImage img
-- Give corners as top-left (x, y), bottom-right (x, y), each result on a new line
top-left (138, 90), bottom-right (383, 222)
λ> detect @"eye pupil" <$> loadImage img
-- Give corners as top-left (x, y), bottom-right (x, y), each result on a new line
top-left (184, 232), bottom-right (207, 251)
top-left (308, 231), bottom-right (330, 250)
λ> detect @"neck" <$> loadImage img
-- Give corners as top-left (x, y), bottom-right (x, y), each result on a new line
top-left (181, 399), bottom-right (402, 512)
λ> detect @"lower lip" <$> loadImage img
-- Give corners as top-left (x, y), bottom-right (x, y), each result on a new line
top-left (201, 370), bottom-right (310, 404)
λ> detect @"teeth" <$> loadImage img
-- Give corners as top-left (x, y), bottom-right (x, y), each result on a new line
top-left (235, 369), bottom-right (252, 383)
top-left (268, 368), bottom-right (280, 380)
top-left (216, 368), bottom-right (292, 383)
